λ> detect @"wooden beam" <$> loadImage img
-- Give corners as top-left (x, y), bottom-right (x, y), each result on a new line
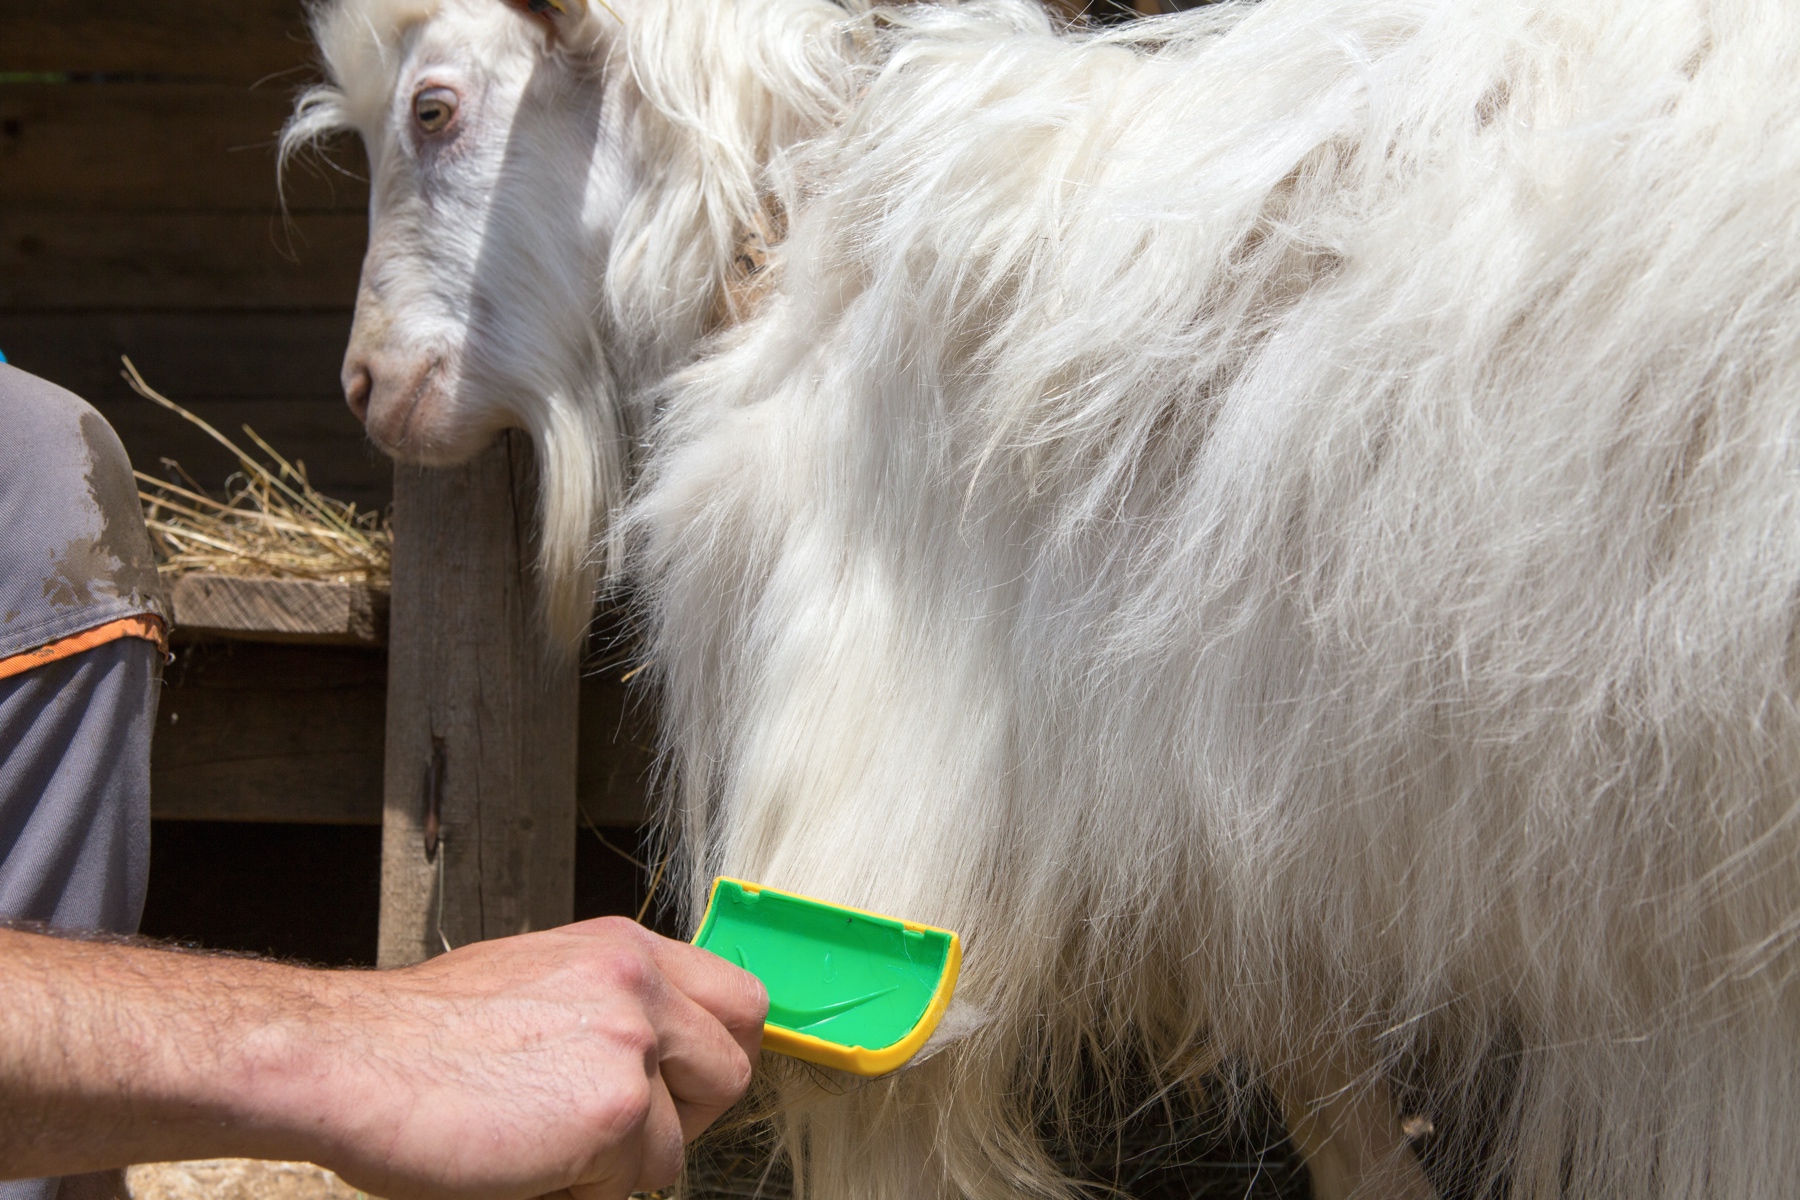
top-left (0, 312), bottom-right (354, 399)
top-left (0, 211), bottom-right (365, 311)
top-left (169, 575), bottom-right (389, 648)
top-left (149, 637), bottom-right (648, 829)
top-left (378, 433), bottom-right (581, 967)
top-left (0, 83), bottom-right (366, 213)
top-left (0, 0), bottom-right (321, 86)
top-left (152, 640), bottom-right (386, 825)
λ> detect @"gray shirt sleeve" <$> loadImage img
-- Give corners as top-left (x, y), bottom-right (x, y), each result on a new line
top-left (0, 363), bottom-right (168, 661)
top-left (0, 365), bottom-right (159, 931)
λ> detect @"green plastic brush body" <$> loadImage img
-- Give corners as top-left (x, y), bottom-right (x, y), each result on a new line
top-left (692, 878), bottom-right (962, 1076)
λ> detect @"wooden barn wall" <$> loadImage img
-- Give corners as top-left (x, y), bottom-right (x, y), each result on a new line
top-left (0, 0), bottom-right (383, 511)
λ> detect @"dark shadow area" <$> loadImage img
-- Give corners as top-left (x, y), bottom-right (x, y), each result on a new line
top-left (683, 1072), bottom-right (1312, 1200)
top-left (140, 817), bottom-right (671, 966)
top-left (1057, 1072), bottom-right (1311, 1200)
top-left (1395, 1042), bottom-right (1514, 1200)
top-left (139, 820), bottom-right (381, 966)
top-left (575, 820), bottom-right (683, 939)
top-left (1082, 0), bottom-right (1236, 23)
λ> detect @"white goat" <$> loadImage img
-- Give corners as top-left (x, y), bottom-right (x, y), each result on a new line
top-left (288, 0), bottom-right (1800, 1197)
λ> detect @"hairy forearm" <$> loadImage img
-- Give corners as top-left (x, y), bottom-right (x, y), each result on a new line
top-left (0, 917), bottom-right (765, 1200)
top-left (0, 926), bottom-right (346, 1175)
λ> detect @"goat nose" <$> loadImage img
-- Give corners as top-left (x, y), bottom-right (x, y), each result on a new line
top-left (343, 361), bottom-right (373, 421)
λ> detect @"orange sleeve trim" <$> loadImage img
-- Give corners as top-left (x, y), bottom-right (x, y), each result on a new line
top-left (0, 615), bottom-right (168, 683)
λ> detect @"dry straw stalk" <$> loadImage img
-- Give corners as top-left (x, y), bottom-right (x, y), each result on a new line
top-left (123, 357), bottom-right (390, 587)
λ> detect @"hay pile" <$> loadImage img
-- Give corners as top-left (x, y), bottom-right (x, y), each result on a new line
top-left (124, 358), bottom-right (390, 587)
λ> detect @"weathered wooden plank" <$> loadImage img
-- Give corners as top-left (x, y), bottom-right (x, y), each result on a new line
top-left (149, 638), bottom-right (649, 827)
top-left (0, 314), bottom-right (376, 499)
top-left (0, 312), bottom-right (354, 398)
top-left (170, 575), bottom-right (389, 647)
top-left (152, 744), bottom-right (385, 824)
top-left (1, 0), bottom-right (318, 86)
top-left (0, 83), bottom-right (366, 212)
top-left (379, 433), bottom-right (581, 967)
top-left (152, 640), bottom-right (386, 825)
top-left (0, 210), bottom-right (365, 310)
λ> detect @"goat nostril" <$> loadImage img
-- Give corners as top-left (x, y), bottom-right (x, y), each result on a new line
top-left (344, 364), bottom-right (373, 421)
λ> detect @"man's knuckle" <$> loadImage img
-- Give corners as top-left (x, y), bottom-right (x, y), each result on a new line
top-left (610, 1015), bottom-right (659, 1061)
top-left (591, 1076), bottom-right (654, 1142)
top-left (595, 945), bottom-right (654, 995)
top-left (593, 914), bottom-right (645, 941)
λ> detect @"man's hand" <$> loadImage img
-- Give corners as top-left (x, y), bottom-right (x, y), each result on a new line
top-left (304, 918), bottom-right (768, 1200)
top-left (0, 917), bottom-right (767, 1200)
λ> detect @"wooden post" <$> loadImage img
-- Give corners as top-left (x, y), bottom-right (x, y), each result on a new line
top-left (377, 430), bottom-right (579, 968)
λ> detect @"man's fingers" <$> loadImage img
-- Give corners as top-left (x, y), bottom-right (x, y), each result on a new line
top-left (648, 981), bottom-right (757, 1136)
top-left (565, 1070), bottom-right (681, 1200)
top-left (646, 936), bottom-right (768, 1061)
top-left (558, 920), bottom-right (766, 1145)
top-left (634, 1074), bottom-right (686, 1192)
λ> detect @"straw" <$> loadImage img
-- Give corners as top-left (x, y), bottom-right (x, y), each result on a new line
top-left (122, 357), bottom-right (390, 586)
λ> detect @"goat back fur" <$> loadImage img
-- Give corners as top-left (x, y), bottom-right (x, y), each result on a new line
top-left (629, 1), bottom-right (1800, 1198)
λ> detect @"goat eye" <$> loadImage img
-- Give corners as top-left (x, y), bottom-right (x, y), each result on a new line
top-left (413, 86), bottom-right (459, 134)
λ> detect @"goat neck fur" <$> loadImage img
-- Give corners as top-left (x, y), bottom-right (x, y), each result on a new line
top-left (632, 1), bottom-right (1800, 1198)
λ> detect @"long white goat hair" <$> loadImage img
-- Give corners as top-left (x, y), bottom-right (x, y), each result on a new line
top-left (630, 0), bottom-right (1800, 1197)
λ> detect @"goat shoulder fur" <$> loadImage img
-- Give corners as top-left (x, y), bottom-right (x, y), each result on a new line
top-left (631, 1), bottom-right (1800, 1197)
